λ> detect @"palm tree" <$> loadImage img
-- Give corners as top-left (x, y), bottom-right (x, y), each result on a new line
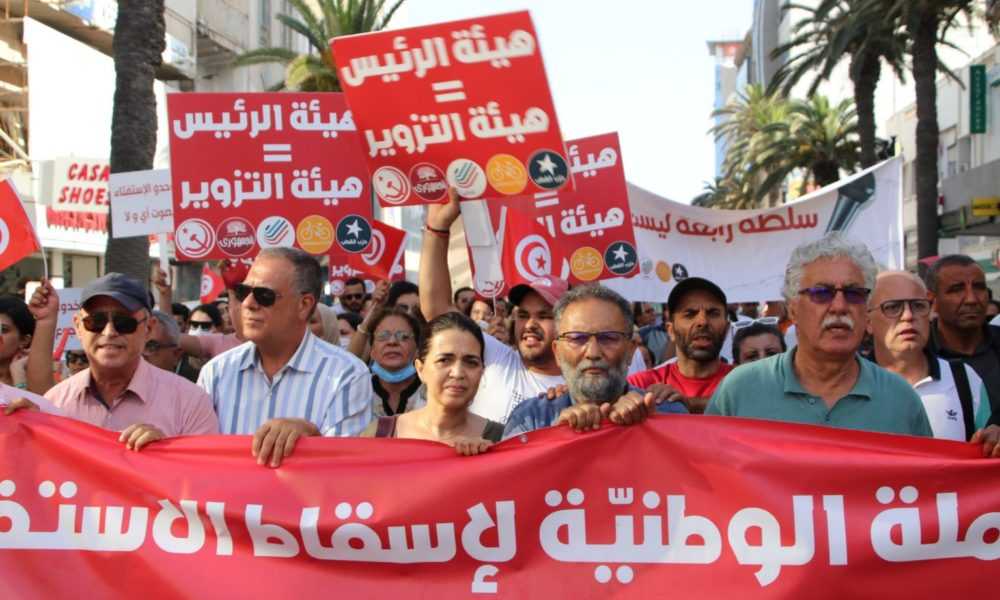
top-left (770, 0), bottom-right (908, 167)
top-left (104, 2), bottom-right (166, 285)
top-left (868, 0), bottom-right (976, 262)
top-left (710, 84), bottom-right (790, 187)
top-left (692, 177), bottom-right (741, 209)
top-left (233, 0), bottom-right (405, 91)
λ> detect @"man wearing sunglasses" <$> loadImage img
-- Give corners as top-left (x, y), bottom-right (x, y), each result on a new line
top-left (708, 234), bottom-right (934, 437)
top-left (339, 277), bottom-right (367, 314)
top-left (17, 274), bottom-right (218, 450)
top-left (197, 248), bottom-right (373, 468)
top-left (868, 271), bottom-right (993, 441)
top-left (503, 285), bottom-right (687, 438)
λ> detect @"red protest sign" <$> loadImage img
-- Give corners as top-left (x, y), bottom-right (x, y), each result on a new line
top-left (329, 220), bottom-right (407, 293)
top-left (199, 266), bottom-right (226, 304)
top-left (0, 179), bottom-right (41, 271)
top-left (331, 11), bottom-right (572, 206)
top-left (473, 132), bottom-right (637, 294)
top-left (3, 411), bottom-right (999, 598)
top-left (168, 93), bottom-right (373, 261)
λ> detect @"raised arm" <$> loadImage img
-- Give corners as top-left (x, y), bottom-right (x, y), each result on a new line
top-left (25, 280), bottom-right (59, 395)
top-left (419, 189), bottom-right (462, 321)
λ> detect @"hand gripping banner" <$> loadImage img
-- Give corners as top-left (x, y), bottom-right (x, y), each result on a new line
top-left (0, 411), bottom-right (997, 598)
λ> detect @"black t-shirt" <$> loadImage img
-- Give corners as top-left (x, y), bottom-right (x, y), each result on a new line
top-left (930, 323), bottom-right (1000, 426)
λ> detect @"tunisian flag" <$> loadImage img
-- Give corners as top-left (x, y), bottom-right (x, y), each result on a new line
top-left (199, 266), bottom-right (226, 304)
top-left (0, 179), bottom-right (41, 271)
top-left (329, 219), bottom-right (407, 285)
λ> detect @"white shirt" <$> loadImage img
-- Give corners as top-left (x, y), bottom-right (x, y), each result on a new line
top-left (0, 383), bottom-right (62, 415)
top-left (913, 358), bottom-right (984, 441)
top-left (198, 331), bottom-right (373, 436)
top-left (468, 333), bottom-right (646, 424)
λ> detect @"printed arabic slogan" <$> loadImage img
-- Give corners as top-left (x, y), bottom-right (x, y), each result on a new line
top-left (469, 132), bottom-right (637, 297)
top-left (605, 157), bottom-right (905, 303)
top-left (4, 411), bottom-right (997, 599)
top-left (331, 10), bottom-right (573, 206)
top-left (329, 220), bottom-right (408, 295)
top-left (168, 93), bottom-right (373, 261)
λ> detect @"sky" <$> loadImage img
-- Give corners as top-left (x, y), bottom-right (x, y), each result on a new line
top-left (394, 0), bottom-right (753, 203)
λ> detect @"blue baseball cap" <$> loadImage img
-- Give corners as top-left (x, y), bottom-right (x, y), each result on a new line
top-left (80, 273), bottom-right (152, 313)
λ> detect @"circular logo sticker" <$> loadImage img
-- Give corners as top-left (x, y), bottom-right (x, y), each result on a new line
top-left (373, 166), bottom-right (410, 205)
top-left (672, 263), bottom-right (690, 281)
top-left (446, 159), bottom-right (487, 199)
top-left (216, 218), bottom-right (256, 257)
top-left (513, 234), bottom-right (552, 281)
top-left (175, 219), bottom-right (216, 259)
top-left (0, 217), bottom-right (9, 256)
top-left (409, 163), bottom-right (448, 202)
top-left (330, 279), bottom-right (345, 296)
top-left (336, 215), bottom-right (373, 254)
top-left (528, 150), bottom-right (569, 190)
top-left (362, 227), bottom-right (386, 266)
top-left (655, 261), bottom-right (672, 283)
top-left (604, 242), bottom-right (638, 276)
top-left (570, 246), bottom-right (603, 281)
top-left (296, 215), bottom-right (335, 254)
top-left (486, 154), bottom-right (528, 195)
top-left (256, 216), bottom-right (295, 249)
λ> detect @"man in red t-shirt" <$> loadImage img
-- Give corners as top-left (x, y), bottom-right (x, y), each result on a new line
top-left (628, 277), bottom-right (733, 413)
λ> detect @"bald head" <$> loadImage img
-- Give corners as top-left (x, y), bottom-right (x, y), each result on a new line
top-left (871, 271), bottom-right (927, 307)
top-left (868, 270), bottom-right (932, 359)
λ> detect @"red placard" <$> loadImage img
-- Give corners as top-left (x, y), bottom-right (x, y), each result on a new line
top-left (329, 219), bottom-right (408, 293)
top-left (0, 179), bottom-right (41, 271)
top-left (2, 410), bottom-right (1000, 599)
top-left (331, 11), bottom-right (572, 206)
top-left (473, 133), bottom-right (637, 295)
top-left (168, 93), bottom-right (373, 261)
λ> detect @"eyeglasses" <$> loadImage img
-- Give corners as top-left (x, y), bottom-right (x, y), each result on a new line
top-left (871, 298), bottom-right (932, 319)
top-left (81, 312), bottom-right (147, 334)
top-left (65, 351), bottom-right (88, 365)
top-left (798, 286), bottom-right (871, 305)
top-left (144, 340), bottom-right (177, 353)
top-left (188, 320), bottom-right (214, 331)
top-left (557, 331), bottom-right (630, 349)
top-left (341, 293), bottom-right (364, 301)
top-left (374, 330), bottom-right (415, 343)
top-left (732, 316), bottom-right (780, 330)
top-left (232, 283), bottom-right (283, 307)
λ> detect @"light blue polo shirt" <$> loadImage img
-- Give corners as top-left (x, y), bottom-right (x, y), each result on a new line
top-left (706, 349), bottom-right (933, 437)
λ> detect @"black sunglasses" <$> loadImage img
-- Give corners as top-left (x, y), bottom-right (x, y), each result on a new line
top-left (81, 312), bottom-right (146, 334)
top-left (232, 283), bottom-right (283, 307)
top-left (65, 351), bottom-right (88, 365)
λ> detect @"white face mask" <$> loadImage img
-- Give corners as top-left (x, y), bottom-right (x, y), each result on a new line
top-left (187, 327), bottom-right (207, 337)
top-left (338, 337), bottom-right (351, 349)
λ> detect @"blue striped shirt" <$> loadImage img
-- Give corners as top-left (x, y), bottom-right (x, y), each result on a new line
top-left (197, 331), bottom-right (373, 436)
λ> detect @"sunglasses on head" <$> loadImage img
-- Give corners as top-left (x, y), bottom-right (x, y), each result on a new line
top-left (81, 312), bottom-right (146, 334)
top-left (232, 283), bottom-right (283, 307)
top-left (798, 285), bottom-right (870, 305)
top-left (732, 316), bottom-right (780, 330)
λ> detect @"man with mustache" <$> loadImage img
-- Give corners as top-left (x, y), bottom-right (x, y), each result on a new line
top-left (707, 234), bottom-right (934, 436)
top-left (503, 284), bottom-right (687, 438)
top-left (628, 277), bottom-right (733, 413)
top-left (868, 271), bottom-right (992, 440)
top-left (926, 255), bottom-right (1000, 426)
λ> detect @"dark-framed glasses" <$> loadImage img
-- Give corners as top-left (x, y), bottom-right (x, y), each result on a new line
top-left (81, 312), bottom-right (146, 334)
top-left (188, 320), bottom-right (214, 331)
top-left (871, 298), bottom-right (931, 319)
top-left (64, 351), bottom-right (88, 365)
top-left (798, 286), bottom-right (871, 305)
top-left (232, 283), bottom-right (283, 307)
top-left (557, 331), bottom-right (630, 349)
top-left (144, 340), bottom-right (177, 353)
top-left (374, 330), bottom-right (415, 343)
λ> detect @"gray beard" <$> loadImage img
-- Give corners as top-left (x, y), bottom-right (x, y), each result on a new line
top-left (559, 357), bottom-right (629, 404)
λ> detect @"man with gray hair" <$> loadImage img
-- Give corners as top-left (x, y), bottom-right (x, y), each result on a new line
top-left (503, 284), bottom-right (687, 439)
top-left (198, 248), bottom-right (373, 467)
top-left (707, 233), bottom-right (933, 437)
top-left (143, 310), bottom-right (198, 382)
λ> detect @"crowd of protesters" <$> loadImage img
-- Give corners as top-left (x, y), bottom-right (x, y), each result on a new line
top-left (2, 193), bottom-right (1000, 460)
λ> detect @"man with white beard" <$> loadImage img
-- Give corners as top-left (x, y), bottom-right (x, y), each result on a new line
top-left (707, 234), bottom-right (933, 437)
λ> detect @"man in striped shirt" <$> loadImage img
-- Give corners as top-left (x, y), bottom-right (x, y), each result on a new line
top-left (198, 248), bottom-right (373, 467)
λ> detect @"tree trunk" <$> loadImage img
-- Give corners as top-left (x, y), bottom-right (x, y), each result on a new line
top-left (104, 2), bottom-right (166, 287)
top-left (851, 49), bottom-right (881, 168)
top-left (812, 160), bottom-right (841, 187)
top-left (910, 10), bottom-right (941, 261)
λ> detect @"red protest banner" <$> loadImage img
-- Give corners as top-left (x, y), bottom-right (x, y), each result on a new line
top-left (329, 219), bottom-right (407, 293)
top-left (199, 266), bottom-right (226, 304)
top-left (167, 93), bottom-right (373, 261)
top-left (331, 11), bottom-right (572, 206)
top-left (1, 411), bottom-right (998, 599)
top-left (473, 132), bottom-right (637, 294)
top-left (0, 179), bottom-right (41, 271)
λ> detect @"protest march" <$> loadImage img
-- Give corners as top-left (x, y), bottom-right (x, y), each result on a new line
top-left (2, 4), bottom-right (1000, 599)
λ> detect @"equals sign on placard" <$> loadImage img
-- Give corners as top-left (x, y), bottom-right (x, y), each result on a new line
top-left (262, 144), bottom-right (292, 163)
top-left (534, 191), bottom-right (559, 209)
top-left (432, 80), bottom-right (466, 103)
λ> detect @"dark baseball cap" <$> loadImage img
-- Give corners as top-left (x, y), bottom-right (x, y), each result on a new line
top-left (80, 273), bottom-right (152, 313)
top-left (667, 277), bottom-right (727, 314)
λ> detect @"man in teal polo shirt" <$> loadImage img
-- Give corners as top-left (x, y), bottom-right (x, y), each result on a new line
top-left (707, 234), bottom-right (932, 436)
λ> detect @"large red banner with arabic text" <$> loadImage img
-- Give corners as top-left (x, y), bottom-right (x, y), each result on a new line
top-left (470, 133), bottom-right (637, 297)
top-left (2, 412), bottom-right (998, 598)
top-left (332, 11), bottom-right (572, 206)
top-left (168, 93), bottom-right (373, 261)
